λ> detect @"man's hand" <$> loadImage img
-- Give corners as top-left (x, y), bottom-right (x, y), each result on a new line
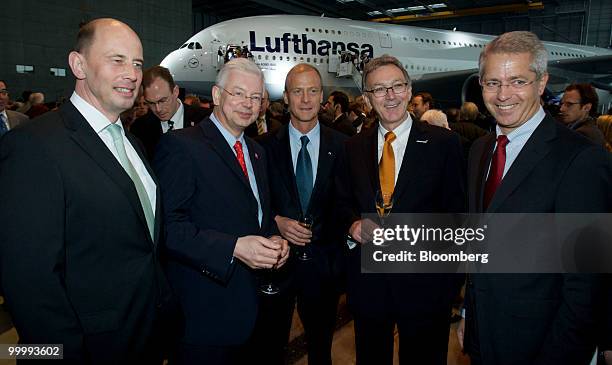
top-left (269, 235), bottom-right (290, 268)
top-left (233, 235), bottom-right (284, 269)
top-left (275, 215), bottom-right (312, 246)
top-left (457, 318), bottom-right (465, 350)
top-left (348, 218), bottom-right (379, 244)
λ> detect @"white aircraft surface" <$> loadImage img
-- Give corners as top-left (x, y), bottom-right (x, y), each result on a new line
top-left (161, 15), bottom-right (612, 110)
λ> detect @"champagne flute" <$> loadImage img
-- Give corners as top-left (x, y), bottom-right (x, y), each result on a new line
top-left (259, 236), bottom-right (283, 295)
top-left (297, 215), bottom-right (313, 261)
top-left (375, 190), bottom-right (393, 227)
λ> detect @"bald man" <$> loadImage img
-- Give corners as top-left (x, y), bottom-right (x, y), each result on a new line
top-left (0, 18), bottom-right (172, 363)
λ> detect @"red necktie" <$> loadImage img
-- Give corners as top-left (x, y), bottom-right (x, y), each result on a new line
top-left (483, 135), bottom-right (509, 209)
top-left (233, 141), bottom-right (249, 180)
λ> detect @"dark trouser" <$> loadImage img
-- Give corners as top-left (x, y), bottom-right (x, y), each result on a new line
top-left (250, 259), bottom-right (340, 365)
top-left (353, 315), bottom-right (450, 365)
top-left (171, 343), bottom-right (247, 365)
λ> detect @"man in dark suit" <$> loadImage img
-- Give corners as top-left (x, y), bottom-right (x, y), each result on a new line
top-left (0, 18), bottom-right (172, 363)
top-left (244, 89), bottom-right (282, 138)
top-left (558, 83), bottom-right (607, 147)
top-left (256, 64), bottom-right (347, 365)
top-left (336, 54), bottom-right (466, 364)
top-left (131, 65), bottom-right (208, 159)
top-left (324, 90), bottom-right (356, 136)
top-left (0, 80), bottom-right (29, 137)
top-left (153, 58), bottom-right (289, 365)
top-left (458, 31), bottom-right (612, 365)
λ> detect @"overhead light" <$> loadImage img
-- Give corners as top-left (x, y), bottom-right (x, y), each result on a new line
top-left (367, 10), bottom-right (382, 16)
top-left (388, 7), bottom-right (409, 13)
top-left (428, 3), bottom-right (447, 9)
top-left (453, 27), bottom-right (457, 31)
top-left (336, 0), bottom-right (354, 3)
top-left (405, 5), bottom-right (426, 11)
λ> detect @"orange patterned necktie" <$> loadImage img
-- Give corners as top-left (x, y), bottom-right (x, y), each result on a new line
top-left (379, 131), bottom-right (396, 204)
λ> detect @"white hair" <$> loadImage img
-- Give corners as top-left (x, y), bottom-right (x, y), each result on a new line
top-left (421, 109), bottom-right (449, 130)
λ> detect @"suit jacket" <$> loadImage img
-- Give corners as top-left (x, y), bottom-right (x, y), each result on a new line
top-left (131, 103), bottom-right (208, 160)
top-left (259, 124), bottom-right (347, 287)
top-left (332, 113), bottom-right (357, 137)
top-left (571, 116), bottom-right (607, 148)
top-left (465, 114), bottom-right (612, 365)
top-left (0, 101), bottom-right (172, 363)
top-left (336, 120), bottom-right (466, 320)
top-left (5, 109), bottom-right (29, 128)
top-left (153, 117), bottom-right (276, 346)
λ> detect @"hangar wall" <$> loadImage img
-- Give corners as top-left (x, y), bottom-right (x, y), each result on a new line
top-left (1, 0), bottom-right (192, 103)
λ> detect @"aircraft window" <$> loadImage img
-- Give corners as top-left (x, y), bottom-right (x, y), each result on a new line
top-left (338, 31), bottom-right (341, 35)
top-left (313, 58), bottom-right (317, 63)
top-left (307, 57), bottom-right (310, 62)
top-left (272, 56), bottom-right (276, 60)
top-left (410, 65), bottom-right (414, 69)
top-left (195, 43), bottom-right (202, 49)
top-left (258, 55), bottom-right (262, 60)
top-left (265, 55), bottom-right (269, 60)
top-left (319, 29), bottom-right (322, 33)
top-left (453, 42), bottom-right (457, 45)
top-left (180, 44), bottom-right (187, 49)
top-left (426, 39), bottom-right (430, 43)
top-left (294, 57), bottom-right (297, 61)
top-left (188, 43), bottom-right (194, 49)
top-left (326, 59), bottom-right (329, 63)
top-left (325, 29), bottom-right (329, 34)
top-left (437, 40), bottom-right (441, 44)
top-left (443, 41), bottom-right (446, 44)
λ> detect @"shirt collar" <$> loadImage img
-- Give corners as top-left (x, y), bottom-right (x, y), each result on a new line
top-left (70, 91), bottom-right (122, 133)
top-left (495, 106), bottom-right (545, 141)
top-left (288, 120), bottom-right (320, 142)
top-left (167, 99), bottom-right (183, 123)
top-left (378, 113), bottom-right (413, 139)
top-left (209, 111), bottom-right (246, 147)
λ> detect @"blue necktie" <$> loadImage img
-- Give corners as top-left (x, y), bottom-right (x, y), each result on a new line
top-left (296, 135), bottom-right (313, 214)
top-left (0, 114), bottom-right (8, 137)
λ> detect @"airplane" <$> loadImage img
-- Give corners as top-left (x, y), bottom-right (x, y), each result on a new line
top-left (160, 14), bottom-right (612, 112)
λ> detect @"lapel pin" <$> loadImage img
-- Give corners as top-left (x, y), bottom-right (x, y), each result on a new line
top-left (328, 151), bottom-right (332, 156)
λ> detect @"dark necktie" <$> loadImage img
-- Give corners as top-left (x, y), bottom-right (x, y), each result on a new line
top-left (0, 114), bottom-right (8, 137)
top-left (168, 120), bottom-right (174, 131)
top-left (296, 135), bottom-right (313, 214)
top-left (483, 135), bottom-right (509, 209)
top-left (233, 141), bottom-right (249, 180)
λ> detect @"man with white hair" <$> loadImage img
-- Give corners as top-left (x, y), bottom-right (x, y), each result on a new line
top-left (153, 58), bottom-right (289, 364)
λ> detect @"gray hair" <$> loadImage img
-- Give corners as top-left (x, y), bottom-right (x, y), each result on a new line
top-left (478, 31), bottom-right (548, 80)
top-left (362, 54), bottom-right (411, 91)
top-left (421, 109), bottom-right (449, 129)
top-left (216, 58), bottom-right (264, 89)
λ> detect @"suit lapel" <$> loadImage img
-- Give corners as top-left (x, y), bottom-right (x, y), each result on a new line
top-left (392, 121), bottom-right (427, 203)
top-left (487, 115), bottom-right (556, 212)
top-left (200, 119), bottom-right (252, 190)
top-left (61, 102), bottom-right (153, 246)
top-left (309, 126), bottom-right (336, 214)
top-left (126, 133), bottom-right (162, 246)
top-left (275, 126), bottom-right (301, 207)
top-left (362, 125), bottom-right (380, 194)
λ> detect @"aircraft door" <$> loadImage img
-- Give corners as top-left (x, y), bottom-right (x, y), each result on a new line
top-left (211, 40), bottom-right (225, 69)
top-left (379, 32), bottom-right (392, 48)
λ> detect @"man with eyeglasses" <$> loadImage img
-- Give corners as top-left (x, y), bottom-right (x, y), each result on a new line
top-left (131, 65), bottom-right (208, 159)
top-left (335, 54), bottom-right (465, 364)
top-left (0, 80), bottom-right (29, 137)
top-left (558, 83), bottom-right (606, 147)
top-left (153, 58), bottom-right (289, 364)
top-left (458, 31), bottom-right (612, 365)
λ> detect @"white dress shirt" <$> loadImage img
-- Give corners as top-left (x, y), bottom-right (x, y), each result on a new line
top-left (288, 121), bottom-right (321, 186)
top-left (377, 114), bottom-right (413, 186)
top-left (70, 92), bottom-right (157, 214)
top-left (161, 99), bottom-right (185, 133)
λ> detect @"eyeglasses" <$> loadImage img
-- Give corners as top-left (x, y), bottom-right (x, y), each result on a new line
top-left (219, 86), bottom-right (263, 104)
top-left (144, 96), bottom-right (173, 108)
top-left (560, 101), bottom-right (582, 108)
top-left (365, 82), bottom-right (409, 98)
top-left (0, 89), bottom-right (8, 96)
top-left (480, 79), bottom-right (537, 93)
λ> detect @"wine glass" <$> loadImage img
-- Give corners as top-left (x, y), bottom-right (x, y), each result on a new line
top-left (297, 215), bottom-right (313, 261)
top-left (375, 190), bottom-right (393, 227)
top-left (259, 236), bottom-right (283, 295)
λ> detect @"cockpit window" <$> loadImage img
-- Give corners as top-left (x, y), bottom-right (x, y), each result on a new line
top-left (179, 44), bottom-right (188, 49)
top-left (195, 42), bottom-right (202, 49)
top-left (188, 42), bottom-right (195, 49)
